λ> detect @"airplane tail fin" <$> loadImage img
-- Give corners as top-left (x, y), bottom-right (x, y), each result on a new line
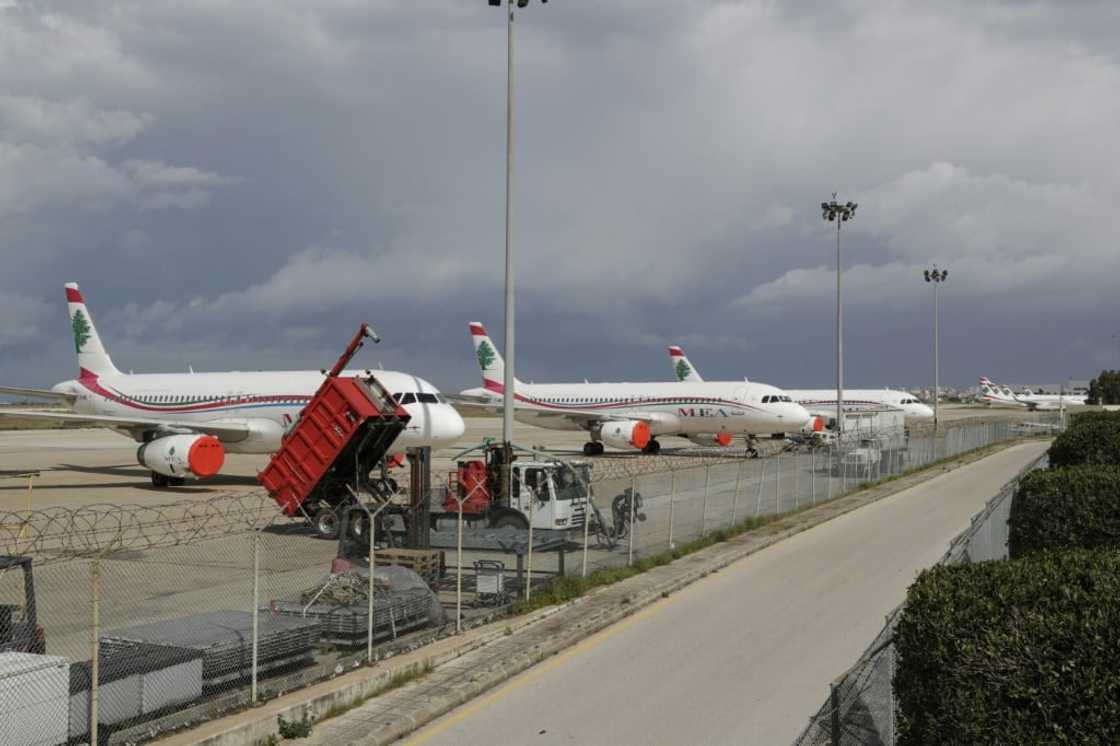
top-left (65, 283), bottom-right (121, 378)
top-left (469, 322), bottom-right (519, 393)
top-left (668, 345), bottom-right (704, 382)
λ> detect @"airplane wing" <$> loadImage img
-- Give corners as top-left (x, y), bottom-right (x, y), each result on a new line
top-left (0, 409), bottom-right (250, 439)
top-left (0, 385), bottom-right (77, 404)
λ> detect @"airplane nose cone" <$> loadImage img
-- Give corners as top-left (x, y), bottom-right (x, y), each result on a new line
top-left (436, 406), bottom-right (466, 445)
top-left (791, 404), bottom-right (812, 428)
top-left (919, 404), bottom-right (935, 418)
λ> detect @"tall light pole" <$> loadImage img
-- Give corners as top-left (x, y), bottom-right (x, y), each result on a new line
top-left (821, 195), bottom-right (857, 439)
top-left (924, 265), bottom-right (948, 432)
top-left (490, 0), bottom-right (547, 451)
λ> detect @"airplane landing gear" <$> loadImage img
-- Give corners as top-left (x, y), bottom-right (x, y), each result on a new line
top-left (583, 441), bottom-right (605, 456)
top-left (642, 439), bottom-right (661, 455)
top-left (150, 472), bottom-right (186, 487)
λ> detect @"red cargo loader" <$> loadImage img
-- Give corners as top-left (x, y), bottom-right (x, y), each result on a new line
top-left (257, 324), bottom-right (411, 524)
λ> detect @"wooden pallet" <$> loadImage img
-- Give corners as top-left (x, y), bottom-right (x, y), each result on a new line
top-left (375, 548), bottom-right (444, 586)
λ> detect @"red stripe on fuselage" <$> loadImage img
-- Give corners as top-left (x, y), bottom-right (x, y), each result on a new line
top-left (481, 378), bottom-right (765, 413)
top-left (77, 372), bottom-right (311, 414)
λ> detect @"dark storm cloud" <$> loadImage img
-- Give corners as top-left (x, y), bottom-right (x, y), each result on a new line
top-left (1, 0), bottom-right (1118, 396)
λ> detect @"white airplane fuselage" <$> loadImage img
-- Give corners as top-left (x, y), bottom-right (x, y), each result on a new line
top-left (52, 368), bottom-right (464, 453)
top-left (461, 380), bottom-right (810, 437)
top-left (787, 389), bottom-right (934, 419)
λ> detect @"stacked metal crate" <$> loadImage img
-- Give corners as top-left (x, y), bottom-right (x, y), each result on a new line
top-left (101, 610), bottom-right (321, 689)
top-left (271, 586), bottom-right (433, 647)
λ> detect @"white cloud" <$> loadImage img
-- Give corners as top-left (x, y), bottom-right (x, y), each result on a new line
top-left (0, 95), bottom-right (151, 146)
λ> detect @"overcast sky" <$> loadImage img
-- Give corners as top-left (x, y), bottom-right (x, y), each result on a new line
top-left (2, 0), bottom-right (1118, 395)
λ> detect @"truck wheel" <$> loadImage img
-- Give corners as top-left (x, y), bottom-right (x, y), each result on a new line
top-left (313, 506), bottom-right (340, 539)
top-left (492, 513), bottom-right (528, 531)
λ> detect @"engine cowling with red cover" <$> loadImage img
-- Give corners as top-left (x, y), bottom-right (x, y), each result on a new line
top-left (137, 434), bottom-right (225, 479)
top-left (599, 420), bottom-right (651, 450)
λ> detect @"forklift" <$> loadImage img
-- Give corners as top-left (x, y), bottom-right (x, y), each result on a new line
top-left (0, 555), bottom-right (45, 654)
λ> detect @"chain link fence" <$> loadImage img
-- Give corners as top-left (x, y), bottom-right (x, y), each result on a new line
top-left (0, 415), bottom-right (1056, 745)
top-left (794, 448), bottom-right (1052, 746)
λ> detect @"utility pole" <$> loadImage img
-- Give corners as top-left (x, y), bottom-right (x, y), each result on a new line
top-left (490, 0), bottom-right (548, 457)
top-left (923, 265), bottom-right (949, 433)
top-left (821, 195), bottom-right (858, 439)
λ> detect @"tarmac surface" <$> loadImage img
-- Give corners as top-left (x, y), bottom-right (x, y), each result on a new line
top-left (0, 404), bottom-right (1032, 512)
top-left (400, 440), bottom-right (1049, 746)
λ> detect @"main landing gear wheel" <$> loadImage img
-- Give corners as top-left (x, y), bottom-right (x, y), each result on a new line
top-left (150, 472), bottom-right (170, 488)
top-left (583, 442), bottom-right (605, 456)
top-left (169, 477), bottom-right (186, 487)
top-left (642, 440), bottom-right (661, 455)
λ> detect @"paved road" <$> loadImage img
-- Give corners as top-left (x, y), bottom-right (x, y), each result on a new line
top-left (405, 440), bottom-right (1049, 746)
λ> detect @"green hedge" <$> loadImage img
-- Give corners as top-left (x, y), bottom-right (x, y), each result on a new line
top-left (1008, 465), bottom-right (1120, 558)
top-left (895, 549), bottom-right (1120, 745)
top-left (1048, 413), bottom-right (1120, 467)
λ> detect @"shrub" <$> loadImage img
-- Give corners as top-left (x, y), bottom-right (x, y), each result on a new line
top-left (1047, 413), bottom-right (1120, 467)
top-left (1008, 465), bottom-right (1120, 558)
top-left (895, 550), bottom-right (1120, 745)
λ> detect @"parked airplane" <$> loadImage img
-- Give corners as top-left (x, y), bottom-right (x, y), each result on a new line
top-left (1013, 383), bottom-right (1087, 411)
top-left (456, 323), bottom-right (811, 456)
top-left (977, 377), bottom-right (1027, 408)
top-left (0, 283), bottom-right (466, 486)
top-left (667, 346), bottom-right (934, 419)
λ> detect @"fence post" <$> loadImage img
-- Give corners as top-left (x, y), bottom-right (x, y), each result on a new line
top-left (525, 485), bottom-right (536, 602)
top-left (700, 467), bottom-right (711, 535)
top-left (369, 515), bottom-right (376, 659)
top-left (627, 476), bottom-right (637, 567)
top-left (812, 448), bottom-right (817, 505)
top-left (456, 497), bottom-right (465, 631)
top-left (775, 452), bottom-right (782, 512)
top-left (251, 530), bottom-right (260, 703)
top-left (581, 478), bottom-right (591, 578)
top-left (827, 445), bottom-right (834, 500)
top-left (794, 451), bottom-right (800, 510)
top-left (90, 557), bottom-right (101, 745)
top-left (729, 461), bottom-right (743, 527)
top-left (755, 458), bottom-right (766, 516)
top-left (667, 471), bottom-right (677, 549)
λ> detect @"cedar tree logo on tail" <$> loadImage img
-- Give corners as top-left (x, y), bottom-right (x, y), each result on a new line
top-left (72, 309), bottom-right (92, 353)
top-left (476, 340), bottom-right (496, 371)
top-left (675, 359), bottom-right (691, 382)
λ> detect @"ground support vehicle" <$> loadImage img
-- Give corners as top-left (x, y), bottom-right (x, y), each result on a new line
top-left (258, 324), bottom-right (412, 537)
top-left (435, 445), bottom-right (593, 533)
top-left (0, 555), bottom-right (44, 654)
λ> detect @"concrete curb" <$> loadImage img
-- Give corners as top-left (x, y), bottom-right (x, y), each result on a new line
top-left (162, 439), bottom-right (1038, 745)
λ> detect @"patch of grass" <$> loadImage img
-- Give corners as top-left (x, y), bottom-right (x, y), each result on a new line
top-left (277, 714), bottom-right (312, 739)
top-left (509, 512), bottom-right (785, 616)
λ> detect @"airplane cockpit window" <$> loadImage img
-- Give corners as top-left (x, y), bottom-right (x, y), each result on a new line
top-left (417, 393), bottom-right (438, 404)
top-left (399, 393), bottom-right (417, 405)
top-left (762, 396), bottom-right (771, 403)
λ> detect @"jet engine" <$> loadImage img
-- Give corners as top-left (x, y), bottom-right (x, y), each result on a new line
top-left (599, 420), bottom-right (651, 450)
top-left (685, 432), bottom-right (733, 447)
top-left (137, 434), bottom-right (225, 479)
